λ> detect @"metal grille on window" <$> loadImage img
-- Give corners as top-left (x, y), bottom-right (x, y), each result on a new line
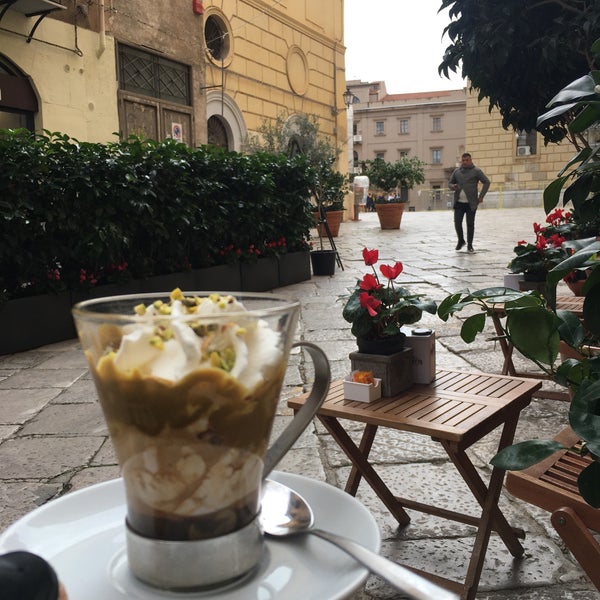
top-left (207, 115), bottom-right (229, 148)
top-left (119, 45), bottom-right (190, 106)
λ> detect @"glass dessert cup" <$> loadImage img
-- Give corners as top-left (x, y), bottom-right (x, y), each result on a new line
top-left (72, 291), bottom-right (329, 591)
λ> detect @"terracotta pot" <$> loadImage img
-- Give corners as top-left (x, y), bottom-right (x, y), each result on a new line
top-left (313, 210), bottom-right (344, 237)
top-left (375, 203), bottom-right (406, 229)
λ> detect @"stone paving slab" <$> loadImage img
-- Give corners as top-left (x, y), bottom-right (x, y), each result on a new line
top-left (0, 207), bottom-right (597, 599)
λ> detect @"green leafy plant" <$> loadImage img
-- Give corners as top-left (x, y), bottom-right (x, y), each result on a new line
top-left (0, 129), bottom-right (315, 302)
top-left (439, 0), bottom-right (600, 142)
top-left (342, 247), bottom-right (437, 340)
top-left (437, 281), bottom-right (600, 507)
top-left (364, 157), bottom-right (425, 198)
top-left (507, 217), bottom-right (569, 277)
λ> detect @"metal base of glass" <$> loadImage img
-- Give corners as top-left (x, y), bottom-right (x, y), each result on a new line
top-left (125, 516), bottom-right (263, 590)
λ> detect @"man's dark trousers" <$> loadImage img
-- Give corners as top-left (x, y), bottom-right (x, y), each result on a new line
top-left (454, 203), bottom-right (476, 246)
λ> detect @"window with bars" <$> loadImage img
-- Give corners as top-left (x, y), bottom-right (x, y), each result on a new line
top-left (375, 121), bottom-right (385, 135)
top-left (118, 44), bottom-right (191, 106)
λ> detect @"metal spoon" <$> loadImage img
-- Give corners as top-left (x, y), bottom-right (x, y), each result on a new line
top-left (260, 479), bottom-right (459, 600)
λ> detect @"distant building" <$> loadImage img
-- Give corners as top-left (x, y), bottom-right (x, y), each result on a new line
top-left (347, 80), bottom-right (466, 210)
top-left (464, 88), bottom-right (577, 209)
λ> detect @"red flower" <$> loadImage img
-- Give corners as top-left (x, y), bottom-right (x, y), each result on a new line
top-left (380, 262), bottom-right (403, 280)
top-left (362, 247), bottom-right (378, 266)
top-left (359, 292), bottom-right (381, 316)
top-left (359, 273), bottom-right (381, 291)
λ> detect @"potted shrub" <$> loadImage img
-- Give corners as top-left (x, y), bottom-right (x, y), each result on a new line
top-left (506, 215), bottom-right (570, 291)
top-left (342, 247), bottom-right (437, 353)
top-left (342, 246), bottom-right (437, 395)
top-left (364, 157), bottom-right (425, 229)
top-left (311, 158), bottom-right (348, 238)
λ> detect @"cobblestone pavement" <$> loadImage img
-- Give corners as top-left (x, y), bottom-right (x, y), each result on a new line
top-left (1, 206), bottom-right (597, 599)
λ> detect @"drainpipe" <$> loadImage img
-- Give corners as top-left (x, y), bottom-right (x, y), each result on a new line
top-left (97, 0), bottom-right (106, 57)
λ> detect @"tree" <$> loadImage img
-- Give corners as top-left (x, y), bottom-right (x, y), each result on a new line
top-left (245, 112), bottom-right (347, 209)
top-left (438, 0), bottom-right (600, 143)
top-left (364, 157), bottom-right (425, 195)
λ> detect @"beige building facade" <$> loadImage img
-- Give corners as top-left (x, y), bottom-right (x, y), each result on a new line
top-left (0, 0), bottom-right (347, 163)
top-left (464, 88), bottom-right (575, 209)
top-left (347, 80), bottom-right (466, 211)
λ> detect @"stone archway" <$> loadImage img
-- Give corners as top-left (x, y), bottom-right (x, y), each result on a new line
top-left (0, 54), bottom-right (37, 130)
top-left (206, 91), bottom-right (247, 151)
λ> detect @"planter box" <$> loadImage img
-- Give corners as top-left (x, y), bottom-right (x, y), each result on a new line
top-left (278, 251), bottom-right (311, 287)
top-left (0, 292), bottom-right (75, 355)
top-left (1, 260), bottom-right (297, 354)
top-left (349, 348), bottom-right (413, 397)
top-left (240, 257), bottom-right (279, 292)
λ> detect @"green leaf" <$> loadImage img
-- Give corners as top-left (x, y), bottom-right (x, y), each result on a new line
top-left (491, 440), bottom-right (566, 470)
top-left (569, 379), bottom-right (600, 443)
top-left (437, 293), bottom-right (463, 321)
top-left (578, 461), bottom-right (600, 508)
top-left (556, 309), bottom-right (586, 348)
top-left (545, 75), bottom-right (597, 107)
top-left (543, 177), bottom-right (567, 213)
top-left (460, 313), bottom-right (486, 343)
top-left (583, 285), bottom-right (600, 337)
top-left (569, 103), bottom-right (600, 135)
top-left (506, 308), bottom-right (560, 365)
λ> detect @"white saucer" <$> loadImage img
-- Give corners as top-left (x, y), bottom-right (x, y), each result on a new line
top-left (0, 471), bottom-right (380, 599)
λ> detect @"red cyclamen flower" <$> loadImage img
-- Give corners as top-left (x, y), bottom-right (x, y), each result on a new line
top-left (359, 273), bottom-right (381, 291)
top-left (380, 262), bottom-right (403, 280)
top-left (362, 247), bottom-right (378, 266)
top-left (359, 292), bottom-right (381, 316)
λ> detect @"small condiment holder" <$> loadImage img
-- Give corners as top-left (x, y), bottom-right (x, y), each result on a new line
top-left (343, 371), bottom-right (382, 403)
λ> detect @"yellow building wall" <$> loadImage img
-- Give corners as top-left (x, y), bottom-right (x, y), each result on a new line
top-left (465, 88), bottom-right (575, 200)
top-left (0, 10), bottom-right (119, 142)
top-left (204, 0), bottom-right (347, 159)
top-left (1, 0), bottom-right (347, 171)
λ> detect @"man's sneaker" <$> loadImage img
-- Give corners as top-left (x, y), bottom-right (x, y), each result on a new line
top-left (468, 246), bottom-right (474, 253)
top-left (455, 241), bottom-right (465, 251)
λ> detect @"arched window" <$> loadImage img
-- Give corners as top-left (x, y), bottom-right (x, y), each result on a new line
top-left (0, 55), bottom-right (37, 130)
top-left (207, 115), bottom-right (229, 148)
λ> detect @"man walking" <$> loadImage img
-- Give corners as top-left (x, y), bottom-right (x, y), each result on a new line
top-left (449, 153), bottom-right (490, 252)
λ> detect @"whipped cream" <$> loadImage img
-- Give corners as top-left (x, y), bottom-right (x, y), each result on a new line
top-left (111, 291), bottom-right (282, 390)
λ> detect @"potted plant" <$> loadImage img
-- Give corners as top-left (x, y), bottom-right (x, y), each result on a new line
top-left (311, 159), bottom-right (348, 238)
top-left (506, 217), bottom-right (569, 290)
top-left (342, 247), bottom-right (436, 395)
top-left (364, 157), bottom-right (425, 229)
top-left (342, 247), bottom-right (437, 354)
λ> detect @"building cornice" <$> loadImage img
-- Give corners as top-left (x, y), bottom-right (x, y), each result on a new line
top-left (354, 100), bottom-right (466, 114)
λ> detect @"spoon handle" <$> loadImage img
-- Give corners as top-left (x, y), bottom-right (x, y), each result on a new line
top-left (311, 529), bottom-right (460, 600)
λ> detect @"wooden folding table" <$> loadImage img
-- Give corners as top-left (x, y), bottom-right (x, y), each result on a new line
top-left (289, 369), bottom-right (541, 600)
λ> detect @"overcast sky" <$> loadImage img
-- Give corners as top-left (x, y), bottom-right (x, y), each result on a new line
top-left (344, 0), bottom-right (465, 94)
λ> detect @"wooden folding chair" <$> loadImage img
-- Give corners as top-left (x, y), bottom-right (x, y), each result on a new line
top-left (505, 426), bottom-right (600, 590)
